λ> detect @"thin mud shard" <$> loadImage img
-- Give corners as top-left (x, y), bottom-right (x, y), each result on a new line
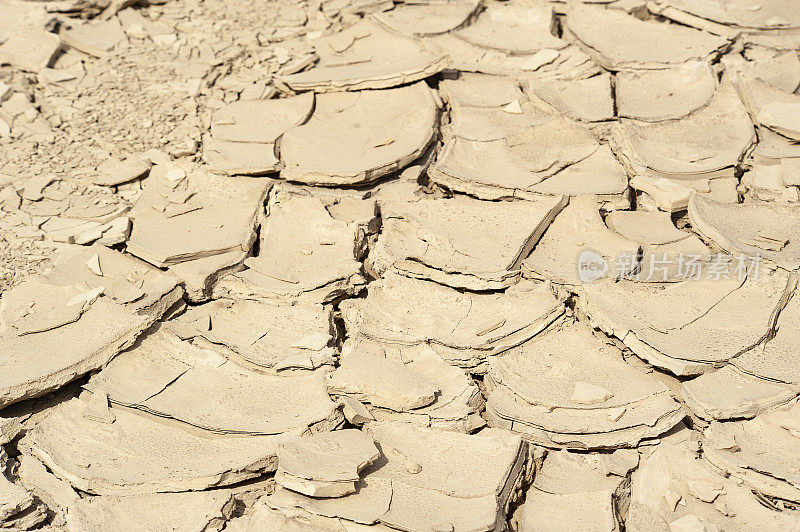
top-left (452, 3), bottom-right (564, 55)
top-left (279, 82), bottom-right (438, 185)
top-left (485, 322), bottom-right (684, 449)
top-left (92, 155), bottom-right (151, 187)
top-left (524, 73), bottom-right (614, 123)
top-left (439, 74), bottom-right (526, 109)
top-left (44, 243), bottom-right (183, 315)
top-left (682, 366), bottom-right (798, 421)
top-left (340, 272), bottom-right (565, 373)
top-left (126, 165), bottom-right (270, 268)
top-left (67, 491), bottom-right (237, 532)
top-left (168, 297), bottom-right (335, 371)
top-left (275, 429), bottom-right (380, 497)
top-left (614, 81), bottom-right (755, 182)
top-left (512, 448), bottom-right (637, 530)
top-left (733, 285), bottom-right (800, 386)
top-left (329, 337), bottom-right (484, 432)
top-left (565, 2), bottom-right (729, 70)
top-left (731, 72), bottom-right (800, 143)
top-left (733, 75), bottom-right (800, 162)
top-left (689, 194), bottom-right (800, 271)
top-left (0, 436), bottom-right (46, 531)
top-left (84, 329), bottom-right (342, 434)
top-left (616, 61), bottom-right (718, 122)
top-left (431, 80), bottom-right (627, 203)
top-left (210, 92), bottom-right (314, 145)
top-left (605, 210), bottom-right (712, 283)
top-left (371, 0), bottom-right (480, 36)
top-left (649, 0), bottom-right (800, 38)
top-left (582, 270), bottom-right (793, 376)
top-left (61, 18), bottom-right (126, 58)
top-left (265, 422), bottom-right (528, 531)
top-left (737, 48), bottom-right (800, 94)
top-left (10, 176), bottom-right (132, 245)
top-left (628, 428), bottom-right (800, 530)
top-left (125, 164), bottom-right (270, 300)
top-left (203, 92), bottom-right (314, 175)
top-left (222, 499), bottom-right (340, 530)
top-left (214, 188), bottom-right (366, 303)
top-left (201, 140), bottom-right (280, 177)
top-left (19, 396), bottom-right (282, 495)
top-left (368, 193), bottom-right (566, 289)
top-left (0, 278), bottom-right (155, 409)
top-left (329, 342), bottom-right (438, 413)
top-left (740, 159), bottom-right (800, 203)
top-left (277, 20), bottom-right (448, 91)
top-left (0, 1), bottom-right (51, 44)
top-left (421, 4), bottom-right (599, 80)
top-left (703, 400), bottom-right (800, 504)
top-left (0, 26), bottom-right (60, 74)
top-left (522, 195), bottom-right (641, 285)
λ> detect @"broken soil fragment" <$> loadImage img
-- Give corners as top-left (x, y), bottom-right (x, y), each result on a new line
top-left (275, 429), bottom-right (380, 497)
top-left (168, 296), bottom-right (335, 371)
top-left (44, 243), bottom-right (183, 315)
top-left (5, 0), bottom-right (800, 529)
top-left (266, 422), bottom-right (528, 531)
top-left (430, 82), bottom-right (625, 202)
top-left (453, 3), bottom-right (564, 55)
top-left (92, 155), bottom-right (151, 187)
top-left (278, 21), bottom-right (448, 92)
top-left (203, 92), bottom-right (314, 175)
top-left (703, 401), bottom-right (800, 504)
top-left (20, 396), bottom-right (282, 495)
top-left (565, 2), bottom-right (729, 70)
top-left (329, 338), bottom-right (485, 432)
top-left (650, 0), bottom-right (800, 36)
top-left (67, 491), bottom-right (237, 532)
top-left (85, 329), bottom-right (342, 434)
top-left (341, 272), bottom-right (564, 373)
top-left (373, 1), bottom-right (479, 37)
top-left (0, 26), bottom-right (60, 74)
top-left (525, 73), bottom-right (614, 122)
top-left (616, 61), bottom-right (718, 122)
top-left (629, 428), bottom-right (800, 530)
top-left (126, 165), bottom-right (270, 268)
top-left (0, 278), bottom-right (154, 409)
top-left (583, 271), bottom-right (793, 376)
top-left (606, 209), bottom-right (712, 283)
top-left (682, 366), bottom-right (797, 421)
top-left (522, 195), bottom-right (641, 285)
top-left (512, 448), bottom-right (635, 530)
top-left (279, 82), bottom-right (438, 185)
top-left (214, 188), bottom-right (366, 304)
top-left (486, 322), bottom-right (684, 449)
top-left (689, 194), bottom-right (800, 271)
top-left (368, 193), bottom-right (567, 289)
top-left (614, 81), bottom-right (755, 182)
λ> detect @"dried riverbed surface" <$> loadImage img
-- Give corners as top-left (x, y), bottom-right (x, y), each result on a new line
top-left (2, 0), bottom-right (800, 530)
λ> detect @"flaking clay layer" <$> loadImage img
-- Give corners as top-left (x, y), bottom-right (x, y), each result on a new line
top-left (3, 0), bottom-right (800, 530)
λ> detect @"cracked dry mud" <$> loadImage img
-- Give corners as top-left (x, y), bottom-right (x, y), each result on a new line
top-left (2, 0), bottom-right (800, 531)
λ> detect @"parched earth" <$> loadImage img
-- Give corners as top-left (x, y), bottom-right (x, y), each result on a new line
top-left (2, 0), bottom-right (800, 530)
